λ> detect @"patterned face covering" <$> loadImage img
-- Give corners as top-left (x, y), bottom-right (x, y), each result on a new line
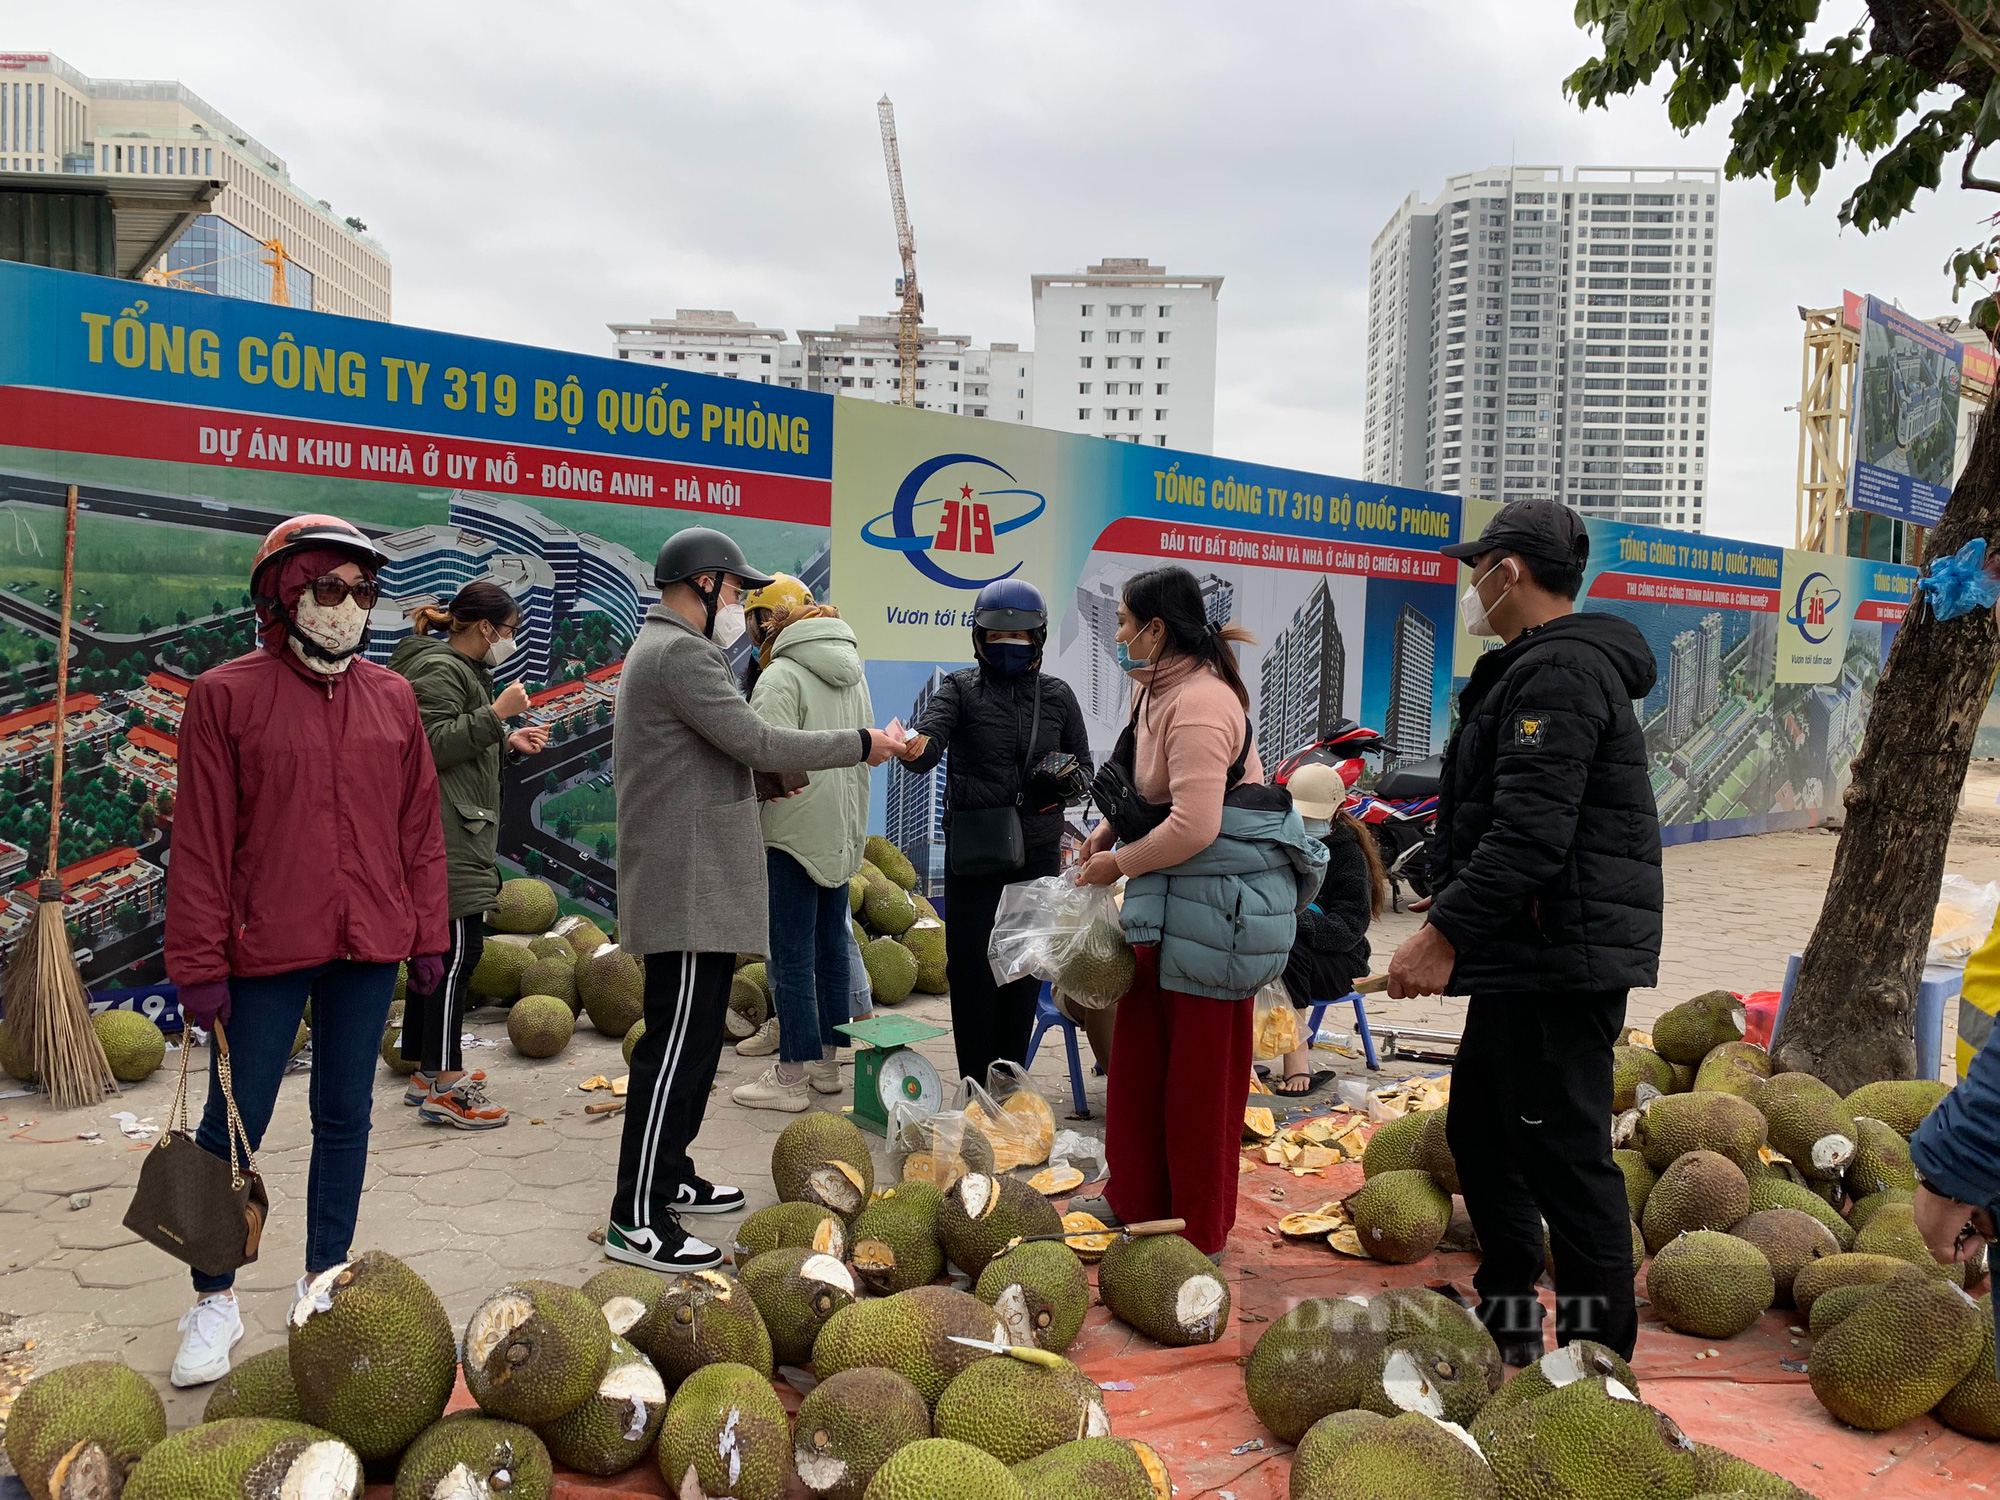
top-left (289, 593), bottom-right (370, 674)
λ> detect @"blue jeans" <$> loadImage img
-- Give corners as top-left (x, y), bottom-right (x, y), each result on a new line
top-left (191, 960), bottom-right (398, 1294)
top-left (766, 849), bottom-right (853, 1066)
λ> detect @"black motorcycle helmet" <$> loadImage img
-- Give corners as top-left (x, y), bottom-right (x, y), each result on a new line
top-left (654, 526), bottom-right (774, 637)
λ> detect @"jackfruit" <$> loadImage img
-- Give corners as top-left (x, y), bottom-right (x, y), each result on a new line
top-left (5, 1361), bottom-right (166, 1500)
top-left (963, 1090), bottom-right (1057, 1173)
top-left (642, 1269), bottom-right (773, 1387)
top-left (0, 1016), bottom-right (36, 1082)
top-left (490, 878), bottom-right (559, 934)
top-left (849, 874), bottom-right (868, 916)
top-left (622, 1019), bottom-right (643, 1066)
top-left (1753, 1072), bottom-right (1856, 1180)
top-left (1283, 1411), bottom-right (1387, 1499)
top-left (580, 1266), bottom-right (672, 1350)
top-left (1808, 1283), bottom-right (1882, 1337)
top-left (1694, 1040), bottom-right (1774, 1099)
top-left (1465, 1339), bottom-right (1637, 1449)
top-left (893, 1113), bottom-right (996, 1189)
top-left (728, 970), bottom-right (771, 1038)
top-left (937, 1173), bottom-right (1063, 1280)
top-left (1053, 920), bottom-right (1136, 1010)
top-left (460, 1279), bottom-right (611, 1426)
top-left (898, 925), bottom-right (948, 995)
top-left (810, 1286), bottom-right (1009, 1409)
top-left (1744, 1176), bottom-right (1853, 1251)
top-left (1243, 1295), bottom-right (1389, 1442)
top-left (380, 1026), bottom-right (419, 1075)
top-left (975, 1241), bottom-right (1089, 1354)
top-left (1807, 1275), bottom-right (1985, 1430)
top-left (1374, 1285), bottom-right (1504, 1394)
top-left (1613, 1149), bottom-right (1658, 1221)
top-left (1358, 1337), bottom-right (1491, 1427)
top-left (125, 1420), bottom-right (361, 1500)
top-left (1288, 1410), bottom-right (1497, 1500)
top-left (1361, 1110), bottom-right (1430, 1178)
top-left (772, 1111), bottom-right (876, 1218)
top-left (1937, 1292), bottom-right (2000, 1439)
top-left (1854, 1201), bottom-right (1971, 1285)
top-left (551, 914), bottom-right (608, 963)
top-left (576, 943), bottom-right (643, 1035)
top-left (391, 1416), bottom-right (550, 1500)
top-left (288, 1250), bottom-right (457, 1463)
top-left (204, 1346), bottom-right (303, 1423)
top-left (1689, 1442), bottom-right (1818, 1499)
top-left (1653, 990), bottom-right (1748, 1064)
top-left (1846, 1116), bottom-right (1916, 1198)
top-left (1728, 1208), bottom-right (1839, 1306)
top-left (862, 937), bottom-right (919, 1006)
top-left (1791, 1252), bottom-right (1928, 1316)
top-left (866, 836), bottom-right (919, 891)
top-left (1483, 1375), bottom-right (1696, 1500)
top-left (1011, 1438), bottom-right (1172, 1500)
top-left (792, 1367), bottom-right (932, 1500)
top-left (1841, 1079), bottom-right (1950, 1137)
top-left (92, 1011), bottom-right (164, 1082)
top-left (1344, 1170), bottom-right (1452, 1263)
top-left (1646, 1230), bottom-right (1774, 1338)
top-left (1416, 1106), bottom-right (1460, 1195)
top-left (1632, 1091), bottom-right (1768, 1173)
top-left (862, 880), bottom-right (919, 939)
top-left (934, 1350), bottom-right (1108, 1465)
top-left (740, 1248), bottom-right (858, 1366)
top-left (1613, 1045), bottom-right (1675, 1111)
top-left (734, 1201), bottom-right (849, 1263)
top-left (505, 995), bottom-right (573, 1058)
top-left (527, 934), bottom-right (571, 962)
top-left (1845, 1188), bottom-right (1913, 1236)
top-left (850, 1193), bottom-right (944, 1295)
top-left (858, 1438), bottom-right (1021, 1500)
top-left (1640, 1149), bottom-right (1750, 1254)
top-left (516, 958), bottom-right (576, 1013)
top-left (536, 1336), bottom-right (665, 1476)
top-left (467, 936), bottom-right (536, 1000)
top-left (1096, 1233), bottom-right (1229, 1346)
top-left (657, 1361), bottom-right (792, 1500)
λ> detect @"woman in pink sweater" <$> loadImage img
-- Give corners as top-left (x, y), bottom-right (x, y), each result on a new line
top-left (1075, 565), bottom-right (1263, 1256)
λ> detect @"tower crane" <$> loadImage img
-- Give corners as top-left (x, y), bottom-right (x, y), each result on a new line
top-left (877, 95), bottom-right (922, 408)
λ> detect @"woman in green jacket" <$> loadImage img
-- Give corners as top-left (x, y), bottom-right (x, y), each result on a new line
top-left (388, 581), bottom-right (549, 1128)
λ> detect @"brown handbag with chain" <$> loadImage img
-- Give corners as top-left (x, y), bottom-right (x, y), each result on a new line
top-left (122, 1020), bottom-right (268, 1277)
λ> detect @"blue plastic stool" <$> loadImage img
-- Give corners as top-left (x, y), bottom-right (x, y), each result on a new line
top-left (1773, 953), bottom-right (1956, 1081)
top-left (1305, 990), bottom-right (1381, 1071)
top-left (1023, 982), bottom-right (1092, 1119)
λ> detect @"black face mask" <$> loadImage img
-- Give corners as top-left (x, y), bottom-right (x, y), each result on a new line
top-left (983, 641), bottom-right (1036, 677)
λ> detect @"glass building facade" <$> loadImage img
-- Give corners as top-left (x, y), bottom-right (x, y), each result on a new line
top-left (162, 213), bottom-right (316, 309)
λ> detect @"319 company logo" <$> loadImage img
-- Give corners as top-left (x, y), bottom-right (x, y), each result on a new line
top-left (861, 452), bottom-right (1046, 588)
top-left (1785, 571), bottom-right (1842, 645)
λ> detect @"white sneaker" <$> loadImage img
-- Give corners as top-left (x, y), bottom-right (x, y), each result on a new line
top-left (731, 1065), bottom-right (809, 1113)
top-left (805, 1058), bottom-right (842, 1095)
top-left (735, 1018), bottom-right (780, 1057)
top-left (170, 1292), bottom-right (243, 1387)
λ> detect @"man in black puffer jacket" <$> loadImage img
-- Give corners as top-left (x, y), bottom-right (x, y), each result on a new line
top-left (1387, 499), bottom-right (1662, 1365)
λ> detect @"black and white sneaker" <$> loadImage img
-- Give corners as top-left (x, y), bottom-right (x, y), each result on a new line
top-left (602, 1221), bottom-right (724, 1272)
top-left (674, 1178), bottom-right (747, 1215)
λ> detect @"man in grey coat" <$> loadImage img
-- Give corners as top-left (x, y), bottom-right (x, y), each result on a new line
top-left (605, 527), bottom-right (904, 1271)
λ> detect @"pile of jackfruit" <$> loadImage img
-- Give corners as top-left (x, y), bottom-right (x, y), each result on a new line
top-left (5, 1108), bottom-right (1195, 1500)
top-left (843, 836), bottom-right (947, 1010)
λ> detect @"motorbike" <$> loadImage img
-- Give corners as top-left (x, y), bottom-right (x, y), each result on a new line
top-left (1272, 721), bottom-right (1440, 910)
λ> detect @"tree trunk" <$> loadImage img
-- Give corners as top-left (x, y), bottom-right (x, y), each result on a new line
top-left (1773, 394), bottom-right (2000, 1093)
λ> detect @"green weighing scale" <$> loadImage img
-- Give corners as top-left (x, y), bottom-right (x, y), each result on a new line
top-left (835, 1014), bottom-right (948, 1135)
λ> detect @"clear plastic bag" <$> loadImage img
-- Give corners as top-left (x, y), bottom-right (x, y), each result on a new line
top-left (959, 1061), bottom-right (1057, 1172)
top-left (888, 1103), bottom-right (996, 1190)
top-left (987, 874), bottom-right (1135, 1011)
top-left (1929, 874), bottom-right (2000, 969)
top-left (1251, 979), bottom-right (1304, 1060)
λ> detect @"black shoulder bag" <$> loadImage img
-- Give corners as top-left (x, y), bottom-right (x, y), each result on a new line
top-left (949, 680), bottom-right (1043, 877)
top-left (1091, 699), bottom-right (1287, 844)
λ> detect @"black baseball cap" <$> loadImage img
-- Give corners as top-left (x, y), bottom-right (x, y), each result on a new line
top-left (1440, 498), bottom-right (1589, 569)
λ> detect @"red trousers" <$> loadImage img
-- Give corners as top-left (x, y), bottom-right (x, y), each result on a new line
top-left (1103, 945), bottom-right (1254, 1255)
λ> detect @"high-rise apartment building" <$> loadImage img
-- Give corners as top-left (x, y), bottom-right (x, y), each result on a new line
top-left (885, 668), bottom-right (951, 897)
top-left (611, 311), bottom-right (1034, 422)
top-left (1, 51), bottom-right (390, 319)
top-left (1031, 259), bottom-right (1220, 452)
top-left (1364, 165), bottom-right (1719, 532)
top-left (1385, 605), bottom-right (1437, 762)
top-left (1258, 579), bottom-right (1347, 766)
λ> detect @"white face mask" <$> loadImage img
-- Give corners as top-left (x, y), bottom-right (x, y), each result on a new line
top-left (484, 633), bottom-right (518, 668)
top-left (289, 594), bottom-right (369, 674)
top-left (711, 600), bottom-right (747, 649)
top-left (1459, 560), bottom-right (1516, 638)
top-left (1302, 815), bottom-right (1333, 837)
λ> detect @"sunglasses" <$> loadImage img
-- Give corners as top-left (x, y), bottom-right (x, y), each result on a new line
top-left (307, 575), bottom-right (381, 609)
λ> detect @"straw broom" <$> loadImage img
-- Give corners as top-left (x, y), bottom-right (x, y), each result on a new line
top-left (3, 484), bottom-right (115, 1108)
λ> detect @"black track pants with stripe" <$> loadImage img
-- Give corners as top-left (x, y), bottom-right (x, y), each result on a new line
top-left (612, 951), bottom-right (735, 1231)
top-left (401, 914), bottom-right (484, 1074)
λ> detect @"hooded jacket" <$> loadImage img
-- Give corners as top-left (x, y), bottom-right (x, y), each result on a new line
top-left (165, 639), bottom-right (450, 987)
top-left (388, 632), bottom-right (512, 919)
top-left (1426, 611), bottom-right (1663, 994)
top-left (750, 614), bottom-right (875, 887)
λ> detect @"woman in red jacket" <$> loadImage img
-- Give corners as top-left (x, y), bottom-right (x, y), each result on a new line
top-left (162, 515), bottom-right (449, 1389)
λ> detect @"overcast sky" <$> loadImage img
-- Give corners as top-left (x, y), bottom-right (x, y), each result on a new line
top-left (26, 0), bottom-right (1997, 545)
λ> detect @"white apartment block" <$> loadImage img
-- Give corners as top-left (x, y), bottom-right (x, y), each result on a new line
top-left (1031, 259), bottom-right (1220, 452)
top-left (1364, 166), bottom-right (1720, 532)
top-left (0, 50), bottom-right (390, 319)
top-left (610, 311), bottom-right (1034, 422)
